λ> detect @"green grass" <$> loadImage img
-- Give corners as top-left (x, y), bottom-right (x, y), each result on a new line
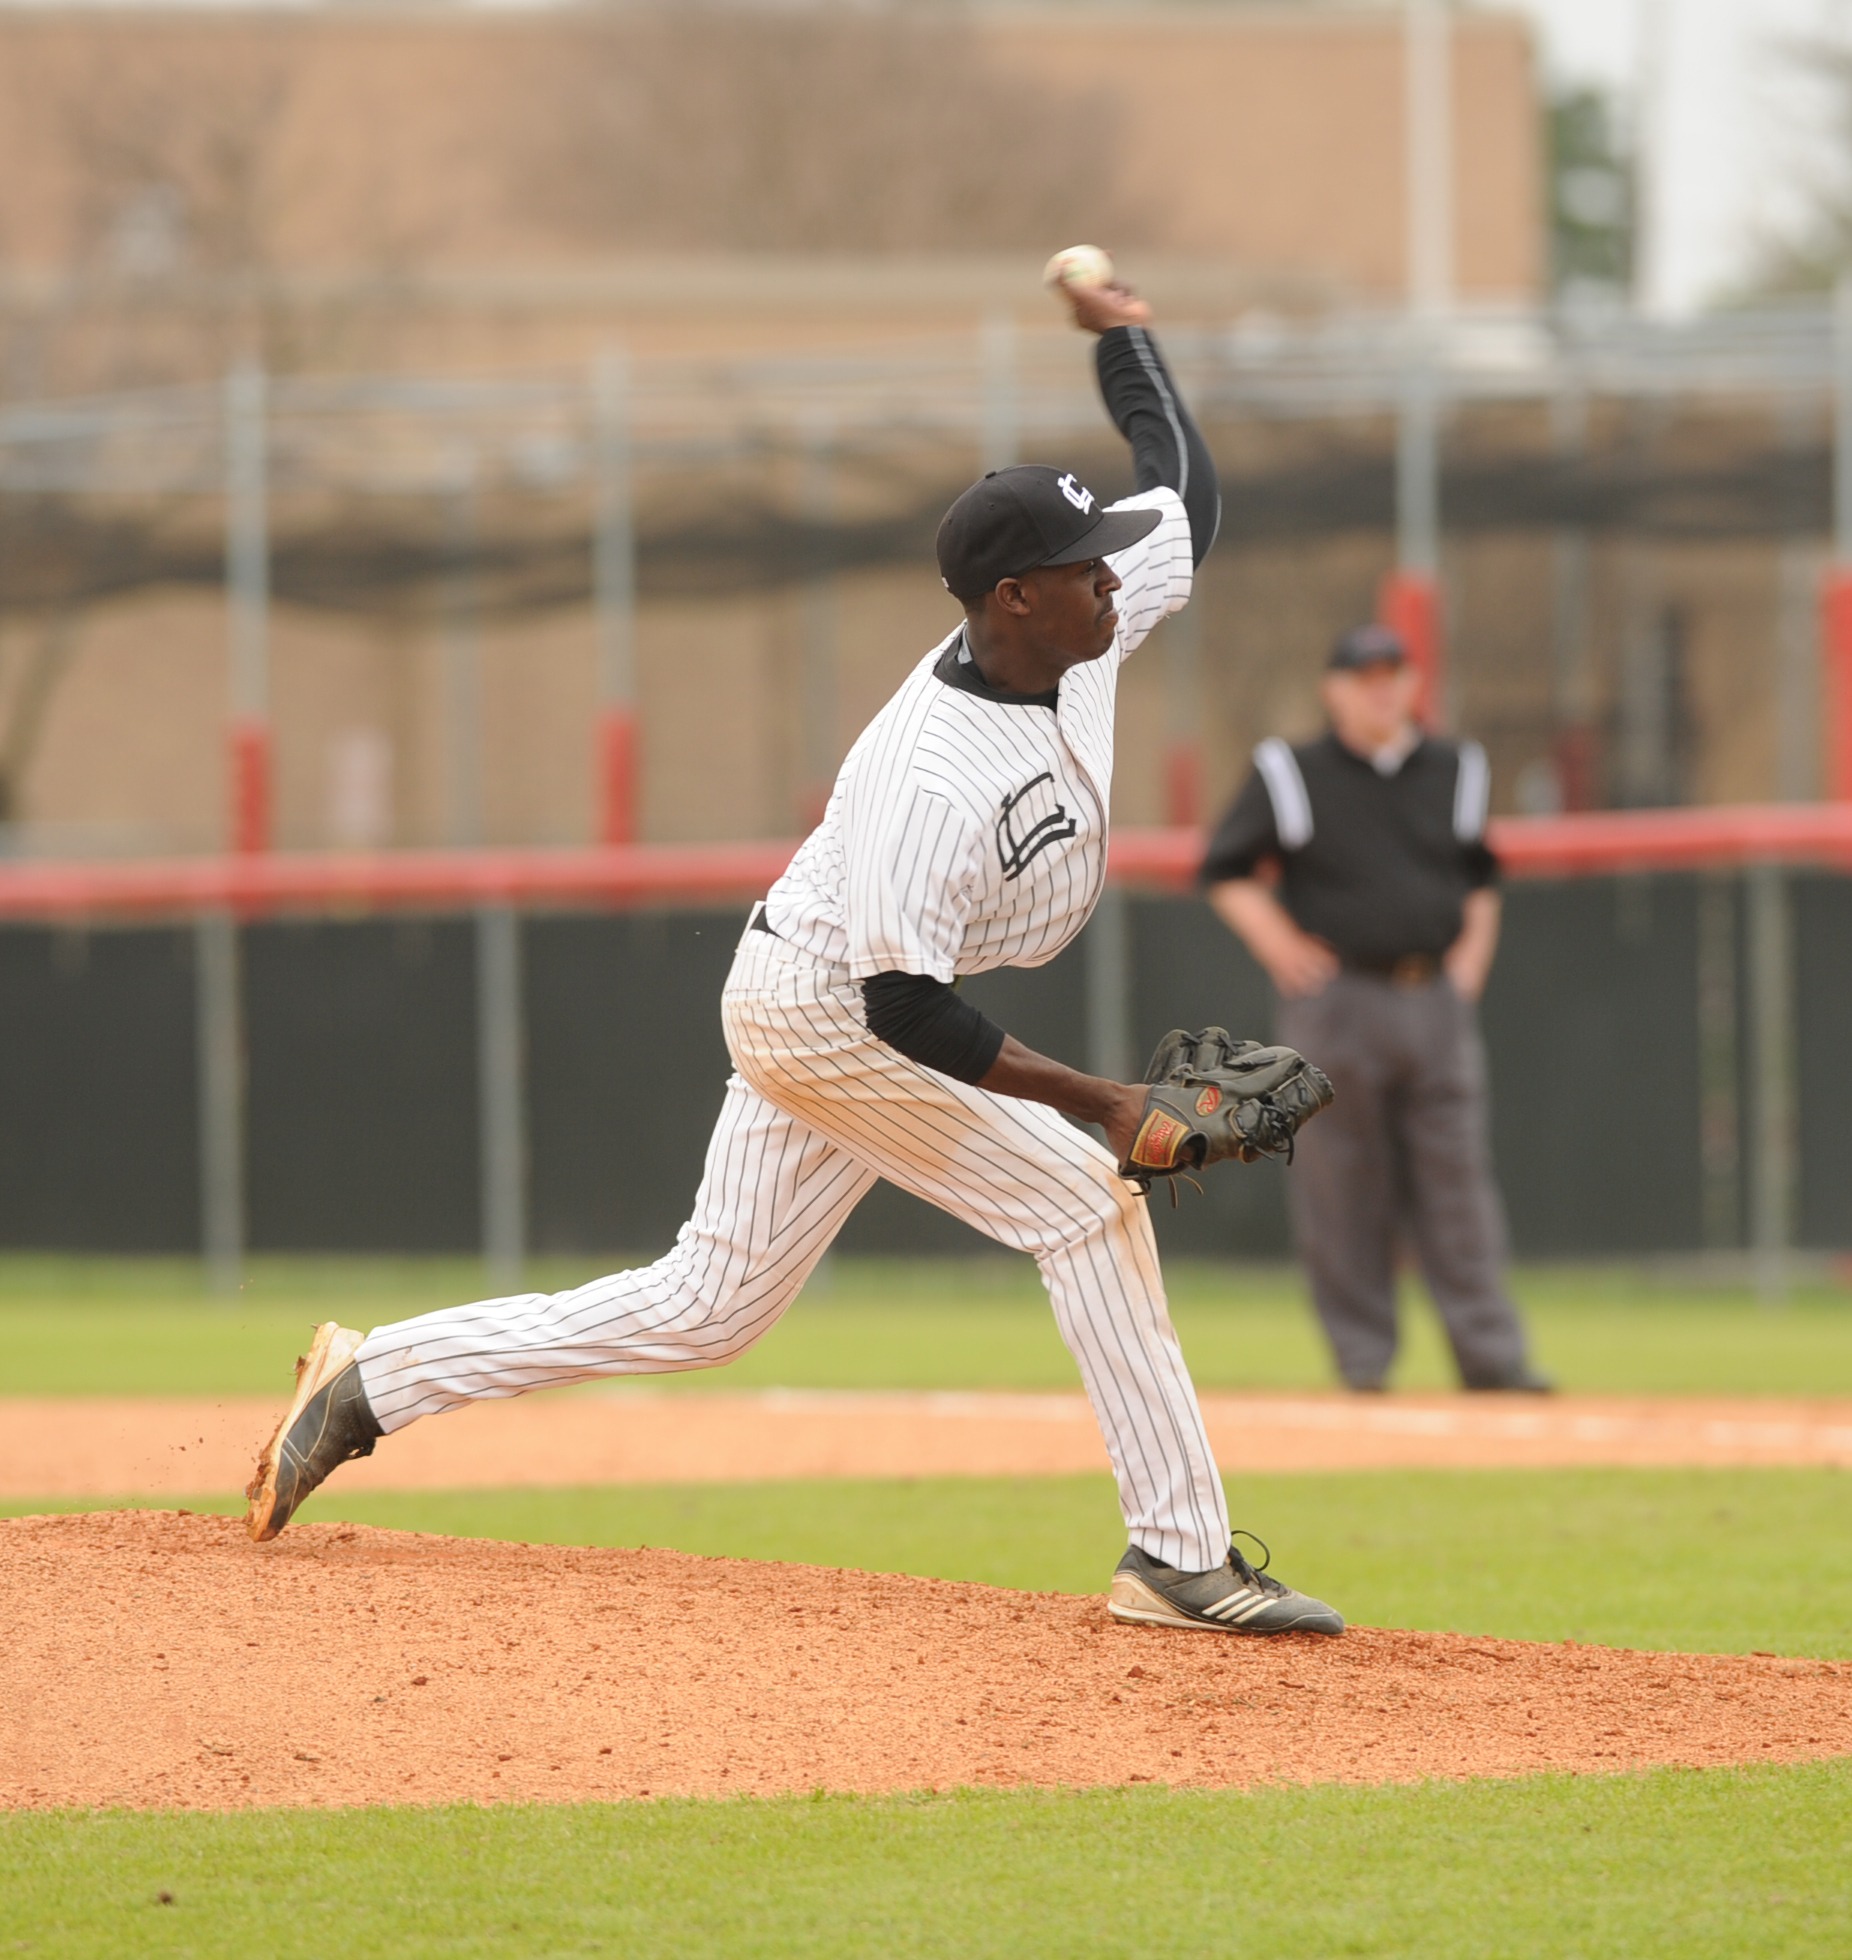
top-left (4, 1766), bottom-right (1850, 1957)
top-left (7, 1262), bottom-right (1848, 1956)
top-left (13, 1466), bottom-right (1851, 1659)
top-left (1, 1254), bottom-right (1851, 1397)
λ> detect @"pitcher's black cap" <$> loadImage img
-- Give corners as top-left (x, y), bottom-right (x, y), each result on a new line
top-left (937, 465), bottom-right (1161, 603)
top-left (1327, 623), bottom-right (1408, 671)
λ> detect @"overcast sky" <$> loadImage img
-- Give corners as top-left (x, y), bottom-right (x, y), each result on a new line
top-left (1504, 0), bottom-right (1852, 310)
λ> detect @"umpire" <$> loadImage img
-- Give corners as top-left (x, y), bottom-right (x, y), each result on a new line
top-left (1201, 623), bottom-right (1550, 1394)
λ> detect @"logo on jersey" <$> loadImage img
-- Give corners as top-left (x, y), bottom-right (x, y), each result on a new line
top-left (1056, 473), bottom-right (1095, 514)
top-left (996, 772), bottom-right (1079, 881)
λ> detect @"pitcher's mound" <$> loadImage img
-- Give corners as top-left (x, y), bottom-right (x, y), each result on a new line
top-left (2, 1510), bottom-right (1846, 1811)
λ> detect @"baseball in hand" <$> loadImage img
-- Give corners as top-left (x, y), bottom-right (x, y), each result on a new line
top-left (1043, 244), bottom-right (1115, 292)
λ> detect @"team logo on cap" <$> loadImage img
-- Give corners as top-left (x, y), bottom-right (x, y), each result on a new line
top-left (1056, 473), bottom-right (1095, 514)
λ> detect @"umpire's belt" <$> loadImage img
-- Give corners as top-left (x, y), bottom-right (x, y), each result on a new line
top-left (1342, 953), bottom-right (1440, 987)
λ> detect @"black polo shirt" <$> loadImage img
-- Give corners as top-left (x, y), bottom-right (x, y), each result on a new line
top-left (1200, 730), bottom-right (1498, 968)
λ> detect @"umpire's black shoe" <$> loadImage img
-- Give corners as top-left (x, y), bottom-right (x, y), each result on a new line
top-left (1109, 1537), bottom-right (1344, 1637)
top-left (244, 1322), bottom-right (382, 1543)
top-left (1463, 1366), bottom-right (1556, 1394)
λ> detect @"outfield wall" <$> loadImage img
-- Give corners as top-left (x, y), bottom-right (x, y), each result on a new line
top-left (1, 875), bottom-right (1846, 1262)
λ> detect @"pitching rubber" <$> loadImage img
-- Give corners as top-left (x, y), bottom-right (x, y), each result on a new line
top-left (244, 1320), bottom-right (366, 1543)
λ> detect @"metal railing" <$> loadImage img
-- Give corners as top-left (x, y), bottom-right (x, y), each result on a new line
top-left (8, 298), bottom-right (1852, 849)
top-left (6, 303), bottom-right (1852, 500)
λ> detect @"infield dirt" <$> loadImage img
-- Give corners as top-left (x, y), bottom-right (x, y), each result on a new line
top-left (5, 1389), bottom-right (1851, 1499)
top-left (3, 1510), bottom-right (1848, 1811)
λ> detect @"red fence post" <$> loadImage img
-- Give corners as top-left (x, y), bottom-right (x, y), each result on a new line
top-left (598, 706), bottom-right (638, 847)
top-left (593, 350), bottom-right (641, 851)
top-left (1163, 740), bottom-right (1202, 830)
top-left (1823, 567), bottom-right (1852, 800)
top-left (1551, 722), bottom-right (1600, 812)
top-left (224, 362), bottom-right (271, 856)
top-left (229, 715), bottom-right (271, 855)
top-left (1377, 568), bottom-right (1445, 730)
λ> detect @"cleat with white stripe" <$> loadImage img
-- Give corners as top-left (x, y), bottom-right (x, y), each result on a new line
top-left (244, 1321), bottom-right (382, 1543)
top-left (1109, 1537), bottom-right (1344, 1636)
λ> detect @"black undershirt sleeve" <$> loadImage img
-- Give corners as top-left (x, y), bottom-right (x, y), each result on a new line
top-left (1094, 325), bottom-right (1221, 566)
top-left (1199, 770), bottom-right (1281, 884)
top-left (861, 971), bottom-right (1006, 1085)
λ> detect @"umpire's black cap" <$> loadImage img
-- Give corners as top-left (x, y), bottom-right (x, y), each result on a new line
top-left (937, 465), bottom-right (1161, 603)
top-left (1327, 623), bottom-right (1408, 671)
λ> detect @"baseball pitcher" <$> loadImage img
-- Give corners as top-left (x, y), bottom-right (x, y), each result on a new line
top-left (245, 269), bottom-right (1343, 1638)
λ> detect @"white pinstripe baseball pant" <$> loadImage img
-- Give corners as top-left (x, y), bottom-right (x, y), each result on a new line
top-left (355, 925), bottom-right (1232, 1572)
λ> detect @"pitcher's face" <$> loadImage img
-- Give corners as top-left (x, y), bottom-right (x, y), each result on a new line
top-left (1009, 555), bottom-right (1123, 668)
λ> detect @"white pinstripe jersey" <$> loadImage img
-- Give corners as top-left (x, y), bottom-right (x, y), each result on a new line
top-left (764, 487), bottom-right (1192, 981)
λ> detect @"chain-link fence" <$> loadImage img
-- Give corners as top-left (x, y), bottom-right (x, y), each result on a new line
top-left (4, 299), bottom-right (1852, 856)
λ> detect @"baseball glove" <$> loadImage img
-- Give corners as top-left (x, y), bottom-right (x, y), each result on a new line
top-left (1118, 1026), bottom-right (1334, 1193)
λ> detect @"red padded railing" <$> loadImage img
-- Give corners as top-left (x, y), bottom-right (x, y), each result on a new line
top-left (1487, 802), bottom-right (1852, 878)
top-left (0, 843), bottom-right (801, 922)
top-left (1109, 804), bottom-right (1852, 889)
top-left (0, 804), bottom-right (1847, 923)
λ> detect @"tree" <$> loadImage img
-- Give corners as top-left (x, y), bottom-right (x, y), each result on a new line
top-left (1738, 33), bottom-right (1852, 296)
top-left (0, 24), bottom-right (435, 838)
top-left (1548, 86), bottom-right (1634, 307)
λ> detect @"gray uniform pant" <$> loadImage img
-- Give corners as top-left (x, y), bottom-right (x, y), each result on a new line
top-left (1276, 972), bottom-right (1531, 1389)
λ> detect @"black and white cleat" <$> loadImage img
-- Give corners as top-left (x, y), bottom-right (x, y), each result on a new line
top-left (1108, 1535), bottom-right (1344, 1636)
top-left (244, 1321), bottom-right (382, 1543)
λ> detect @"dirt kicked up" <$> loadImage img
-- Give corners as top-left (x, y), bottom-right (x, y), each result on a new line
top-left (2, 1511), bottom-right (1848, 1811)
